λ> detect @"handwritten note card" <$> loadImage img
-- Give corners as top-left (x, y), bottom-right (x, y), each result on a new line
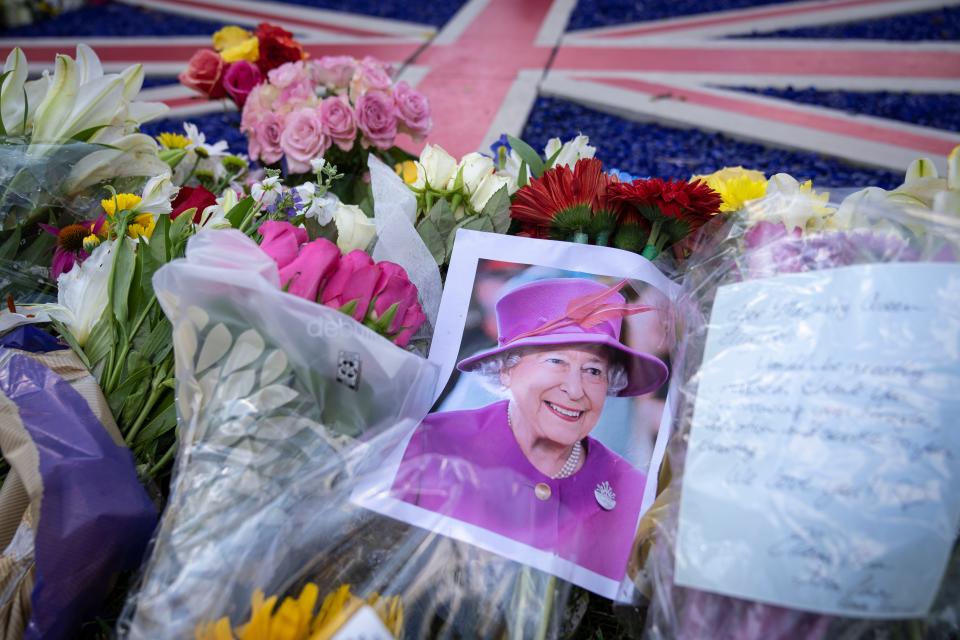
top-left (675, 263), bottom-right (960, 618)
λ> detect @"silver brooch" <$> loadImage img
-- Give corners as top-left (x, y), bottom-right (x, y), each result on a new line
top-left (594, 481), bottom-right (616, 511)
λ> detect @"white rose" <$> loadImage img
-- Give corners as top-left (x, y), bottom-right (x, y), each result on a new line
top-left (453, 152), bottom-right (494, 194)
top-left (334, 202), bottom-right (377, 252)
top-left (419, 144), bottom-right (457, 190)
top-left (470, 173), bottom-right (510, 212)
top-left (552, 134), bottom-right (595, 169)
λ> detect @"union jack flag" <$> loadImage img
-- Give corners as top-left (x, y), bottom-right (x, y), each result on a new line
top-left (2, 0), bottom-right (959, 172)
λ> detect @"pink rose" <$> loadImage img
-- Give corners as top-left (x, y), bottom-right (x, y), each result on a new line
top-left (393, 81), bottom-right (431, 140)
top-left (278, 238), bottom-right (341, 302)
top-left (348, 56), bottom-right (392, 102)
top-left (320, 250), bottom-right (379, 321)
top-left (354, 91), bottom-right (397, 150)
top-left (275, 79), bottom-right (315, 114)
top-left (280, 107), bottom-right (329, 174)
top-left (267, 60), bottom-right (307, 89)
top-left (395, 303), bottom-right (426, 347)
top-left (320, 96), bottom-right (357, 152)
top-left (311, 56), bottom-right (356, 90)
top-left (223, 60), bottom-right (262, 108)
top-left (258, 220), bottom-right (308, 269)
top-left (252, 112), bottom-right (285, 165)
top-left (241, 83), bottom-right (277, 131)
top-left (371, 262), bottom-right (421, 338)
top-left (179, 49), bottom-right (226, 99)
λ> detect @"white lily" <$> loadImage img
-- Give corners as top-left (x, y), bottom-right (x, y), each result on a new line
top-left (199, 188), bottom-right (240, 228)
top-left (1, 48), bottom-right (28, 136)
top-left (933, 145), bottom-right (960, 215)
top-left (50, 240), bottom-right (115, 347)
top-left (136, 174), bottom-right (177, 215)
top-left (748, 173), bottom-right (834, 233)
top-left (64, 132), bottom-right (171, 195)
top-left (889, 157), bottom-right (945, 209)
top-left (545, 134), bottom-right (595, 169)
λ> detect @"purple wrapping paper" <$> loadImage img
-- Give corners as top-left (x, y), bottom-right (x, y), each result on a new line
top-left (0, 349), bottom-right (156, 639)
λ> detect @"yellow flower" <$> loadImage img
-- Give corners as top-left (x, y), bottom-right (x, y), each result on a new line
top-left (82, 234), bottom-right (101, 253)
top-left (101, 193), bottom-right (143, 217)
top-left (213, 25), bottom-right (253, 52)
top-left (395, 160), bottom-right (418, 186)
top-left (692, 166), bottom-right (767, 213)
top-left (221, 37), bottom-right (259, 63)
top-left (157, 132), bottom-right (191, 150)
top-left (195, 617), bottom-right (233, 640)
top-left (126, 213), bottom-right (156, 240)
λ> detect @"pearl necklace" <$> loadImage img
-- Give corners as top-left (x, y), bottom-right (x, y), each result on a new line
top-left (507, 407), bottom-right (583, 479)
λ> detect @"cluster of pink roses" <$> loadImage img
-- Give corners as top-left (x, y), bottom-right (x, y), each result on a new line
top-left (258, 221), bottom-right (427, 346)
top-left (241, 56), bottom-right (431, 173)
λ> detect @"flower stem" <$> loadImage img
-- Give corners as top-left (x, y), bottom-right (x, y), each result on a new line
top-left (146, 444), bottom-right (176, 479)
top-left (572, 231), bottom-right (589, 244)
top-left (641, 219), bottom-right (663, 259)
top-left (125, 366), bottom-right (170, 445)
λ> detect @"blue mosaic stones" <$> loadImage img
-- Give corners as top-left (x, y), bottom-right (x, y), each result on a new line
top-left (249, 0), bottom-right (467, 28)
top-left (728, 88), bottom-right (960, 133)
top-left (520, 96), bottom-right (903, 189)
top-left (566, 0), bottom-right (801, 31)
top-left (0, 2), bottom-right (227, 38)
top-left (734, 6), bottom-right (960, 40)
top-left (140, 111), bottom-right (248, 159)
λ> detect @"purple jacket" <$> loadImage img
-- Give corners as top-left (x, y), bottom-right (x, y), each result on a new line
top-left (391, 400), bottom-right (646, 580)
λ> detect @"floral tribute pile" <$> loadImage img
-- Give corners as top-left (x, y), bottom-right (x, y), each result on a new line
top-left (0, 37), bottom-right (958, 640)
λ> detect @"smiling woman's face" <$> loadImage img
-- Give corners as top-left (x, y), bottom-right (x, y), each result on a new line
top-left (500, 345), bottom-right (610, 447)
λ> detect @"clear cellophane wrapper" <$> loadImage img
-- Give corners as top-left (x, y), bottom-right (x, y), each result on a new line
top-left (639, 198), bottom-right (960, 639)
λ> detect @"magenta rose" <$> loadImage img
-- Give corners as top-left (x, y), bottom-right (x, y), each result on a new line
top-left (311, 55), bottom-right (356, 90)
top-left (259, 220), bottom-right (308, 269)
top-left (320, 96), bottom-right (357, 152)
top-left (355, 91), bottom-right (398, 150)
top-left (252, 112), bottom-right (285, 165)
top-left (278, 238), bottom-right (341, 302)
top-left (280, 107), bottom-right (329, 174)
top-left (320, 250), bottom-right (379, 321)
top-left (179, 49), bottom-right (226, 99)
top-left (393, 81), bottom-right (431, 140)
top-left (223, 60), bottom-right (262, 108)
top-left (371, 262), bottom-right (423, 339)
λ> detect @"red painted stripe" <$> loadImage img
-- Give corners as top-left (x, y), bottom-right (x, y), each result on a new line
top-left (154, 0), bottom-right (386, 37)
top-left (554, 46), bottom-right (960, 78)
top-left (582, 76), bottom-right (955, 154)
top-left (588, 0), bottom-right (904, 38)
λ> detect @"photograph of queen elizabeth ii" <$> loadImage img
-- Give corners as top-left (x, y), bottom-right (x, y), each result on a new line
top-left (360, 231), bottom-right (678, 599)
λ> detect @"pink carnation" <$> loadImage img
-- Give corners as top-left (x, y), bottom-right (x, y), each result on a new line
top-left (280, 107), bottom-right (330, 173)
top-left (321, 96), bottom-right (357, 152)
top-left (311, 55), bottom-right (356, 90)
top-left (393, 81), bottom-right (431, 140)
top-left (252, 111), bottom-right (285, 165)
top-left (355, 90), bottom-right (397, 150)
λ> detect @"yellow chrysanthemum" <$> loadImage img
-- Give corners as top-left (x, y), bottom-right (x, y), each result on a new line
top-left (394, 160), bottom-right (418, 186)
top-left (221, 37), bottom-right (259, 63)
top-left (101, 193), bottom-right (142, 217)
top-left (213, 25), bottom-right (253, 52)
top-left (126, 213), bottom-right (156, 240)
top-left (82, 234), bottom-right (101, 253)
top-left (157, 132), bottom-right (191, 150)
top-left (194, 584), bottom-right (402, 640)
top-left (692, 166), bottom-right (767, 213)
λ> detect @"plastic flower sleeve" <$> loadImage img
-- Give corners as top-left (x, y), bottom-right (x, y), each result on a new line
top-left (118, 230), bottom-right (439, 637)
top-left (641, 199), bottom-right (960, 639)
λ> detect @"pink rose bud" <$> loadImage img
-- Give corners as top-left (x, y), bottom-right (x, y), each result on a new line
top-left (280, 107), bottom-right (330, 174)
top-left (179, 49), bottom-right (226, 99)
top-left (310, 55), bottom-right (356, 89)
top-left (393, 81), bottom-right (431, 140)
top-left (258, 220), bottom-right (308, 269)
top-left (223, 60), bottom-right (263, 108)
top-left (279, 238), bottom-right (341, 302)
top-left (355, 90), bottom-right (398, 150)
top-left (371, 262), bottom-right (420, 335)
top-left (395, 303), bottom-right (427, 347)
top-left (320, 96), bottom-right (357, 152)
top-left (320, 250), bottom-right (379, 320)
top-left (253, 112), bottom-right (285, 165)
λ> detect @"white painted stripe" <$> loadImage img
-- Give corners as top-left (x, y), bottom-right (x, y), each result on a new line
top-left (559, 38), bottom-right (960, 53)
top-left (432, 0), bottom-right (489, 45)
top-left (138, 84), bottom-right (196, 100)
top-left (535, 0), bottom-right (576, 46)
top-left (394, 64), bottom-right (431, 88)
top-left (540, 72), bottom-right (957, 173)
top-left (119, 0), bottom-right (434, 37)
top-left (568, 0), bottom-right (960, 40)
top-left (562, 70), bottom-right (960, 92)
top-left (478, 69), bottom-right (542, 152)
top-left (163, 101), bottom-right (238, 119)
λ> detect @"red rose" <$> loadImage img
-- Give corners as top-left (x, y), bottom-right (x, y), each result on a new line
top-left (170, 186), bottom-right (218, 223)
top-left (256, 22), bottom-right (305, 74)
top-left (179, 49), bottom-right (226, 99)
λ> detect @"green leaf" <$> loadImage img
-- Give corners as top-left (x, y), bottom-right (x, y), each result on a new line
top-left (416, 218), bottom-right (447, 265)
top-left (133, 395), bottom-right (176, 446)
top-left (83, 310), bottom-right (115, 371)
top-left (111, 237), bottom-right (136, 324)
top-left (226, 196), bottom-right (255, 229)
top-left (545, 145), bottom-right (564, 169)
top-left (518, 161), bottom-right (529, 189)
top-left (480, 184), bottom-right (511, 234)
top-left (70, 124), bottom-right (110, 143)
top-left (151, 212), bottom-right (170, 263)
top-left (137, 319), bottom-right (171, 363)
top-left (0, 226), bottom-right (21, 261)
top-left (18, 231), bottom-right (55, 266)
top-left (159, 148), bottom-right (187, 170)
top-left (169, 209), bottom-right (194, 256)
top-left (507, 135), bottom-right (544, 178)
top-left (128, 241), bottom-right (146, 321)
top-left (460, 215), bottom-right (495, 233)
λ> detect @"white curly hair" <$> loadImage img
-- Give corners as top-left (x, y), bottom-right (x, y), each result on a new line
top-left (471, 345), bottom-right (629, 396)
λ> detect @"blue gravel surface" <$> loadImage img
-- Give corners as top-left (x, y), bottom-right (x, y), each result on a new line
top-left (140, 110), bottom-right (248, 157)
top-left (728, 88), bottom-right (960, 133)
top-left (566, 0), bottom-right (803, 31)
top-left (1, 1), bottom-right (227, 38)
top-left (520, 96), bottom-right (903, 189)
top-left (253, 0), bottom-right (467, 28)
top-left (734, 6), bottom-right (960, 40)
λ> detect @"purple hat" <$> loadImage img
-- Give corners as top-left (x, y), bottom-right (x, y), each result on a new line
top-left (457, 278), bottom-right (668, 396)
